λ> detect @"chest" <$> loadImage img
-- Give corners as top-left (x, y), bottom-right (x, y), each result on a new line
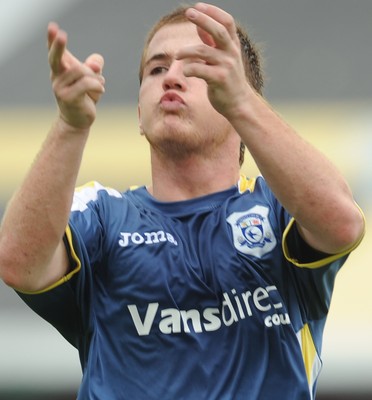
top-left (88, 200), bottom-right (294, 339)
top-left (96, 204), bottom-right (285, 307)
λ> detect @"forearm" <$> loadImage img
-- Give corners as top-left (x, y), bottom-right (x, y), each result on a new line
top-left (0, 21), bottom-right (105, 291)
top-left (0, 118), bottom-right (89, 290)
top-left (231, 92), bottom-right (364, 253)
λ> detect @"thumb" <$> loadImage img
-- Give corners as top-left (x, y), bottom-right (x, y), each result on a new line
top-left (85, 53), bottom-right (104, 74)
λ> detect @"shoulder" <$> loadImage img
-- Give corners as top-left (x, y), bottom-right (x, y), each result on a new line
top-left (72, 181), bottom-right (123, 212)
top-left (238, 175), bottom-right (275, 202)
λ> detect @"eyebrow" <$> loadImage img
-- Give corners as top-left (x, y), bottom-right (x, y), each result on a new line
top-left (144, 52), bottom-right (172, 69)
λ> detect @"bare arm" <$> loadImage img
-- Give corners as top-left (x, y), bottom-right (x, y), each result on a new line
top-left (229, 94), bottom-right (364, 254)
top-left (0, 23), bottom-right (105, 291)
top-left (178, 3), bottom-right (365, 254)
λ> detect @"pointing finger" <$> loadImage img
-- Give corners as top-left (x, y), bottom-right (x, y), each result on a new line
top-left (48, 26), bottom-right (68, 75)
top-left (47, 22), bottom-right (59, 50)
top-left (185, 4), bottom-right (237, 49)
top-left (194, 3), bottom-right (236, 37)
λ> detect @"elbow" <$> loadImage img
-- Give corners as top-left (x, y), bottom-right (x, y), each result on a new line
top-left (0, 238), bottom-right (69, 292)
top-left (301, 203), bottom-right (365, 255)
top-left (0, 245), bottom-right (15, 288)
top-left (0, 254), bottom-right (32, 291)
top-left (0, 242), bottom-right (37, 291)
top-left (0, 266), bottom-right (23, 290)
top-left (334, 205), bottom-right (365, 253)
top-left (0, 262), bottom-right (44, 292)
top-left (0, 255), bottom-right (23, 289)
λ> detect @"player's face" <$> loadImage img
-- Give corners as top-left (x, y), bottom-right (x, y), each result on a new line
top-left (138, 22), bottom-right (234, 157)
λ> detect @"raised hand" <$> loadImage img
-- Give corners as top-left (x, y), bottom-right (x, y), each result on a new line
top-left (47, 22), bottom-right (105, 130)
top-left (176, 3), bottom-right (251, 119)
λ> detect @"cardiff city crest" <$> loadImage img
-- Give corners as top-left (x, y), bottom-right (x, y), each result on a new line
top-left (227, 206), bottom-right (277, 257)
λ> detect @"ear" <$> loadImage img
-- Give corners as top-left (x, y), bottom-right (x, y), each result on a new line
top-left (138, 104), bottom-right (144, 135)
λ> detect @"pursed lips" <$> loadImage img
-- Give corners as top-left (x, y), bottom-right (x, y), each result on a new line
top-left (160, 92), bottom-right (186, 111)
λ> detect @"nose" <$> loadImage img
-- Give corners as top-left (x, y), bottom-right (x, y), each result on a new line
top-left (162, 60), bottom-right (186, 91)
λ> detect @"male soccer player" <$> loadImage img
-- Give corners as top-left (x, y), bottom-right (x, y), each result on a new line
top-left (0, 3), bottom-right (365, 399)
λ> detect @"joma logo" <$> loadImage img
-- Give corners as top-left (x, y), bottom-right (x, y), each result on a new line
top-left (118, 230), bottom-right (178, 247)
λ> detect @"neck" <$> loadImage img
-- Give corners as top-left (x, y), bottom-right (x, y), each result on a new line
top-left (148, 149), bottom-right (241, 202)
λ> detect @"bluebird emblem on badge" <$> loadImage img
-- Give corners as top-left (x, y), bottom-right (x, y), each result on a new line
top-left (227, 205), bottom-right (277, 257)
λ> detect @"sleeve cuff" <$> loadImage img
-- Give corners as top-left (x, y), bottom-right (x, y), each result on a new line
top-left (282, 214), bottom-right (365, 269)
top-left (16, 225), bottom-right (82, 295)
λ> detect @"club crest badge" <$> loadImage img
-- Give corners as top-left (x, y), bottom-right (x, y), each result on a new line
top-left (227, 206), bottom-right (277, 258)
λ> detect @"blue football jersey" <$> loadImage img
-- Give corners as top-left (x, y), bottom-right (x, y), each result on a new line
top-left (17, 176), bottom-right (354, 399)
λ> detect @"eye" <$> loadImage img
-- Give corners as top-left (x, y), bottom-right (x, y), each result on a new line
top-left (150, 66), bottom-right (168, 75)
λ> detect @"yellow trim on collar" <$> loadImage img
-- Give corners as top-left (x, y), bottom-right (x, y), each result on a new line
top-left (238, 174), bottom-right (256, 194)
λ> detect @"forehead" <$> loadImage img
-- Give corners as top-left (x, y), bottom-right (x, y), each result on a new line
top-left (146, 22), bottom-right (200, 59)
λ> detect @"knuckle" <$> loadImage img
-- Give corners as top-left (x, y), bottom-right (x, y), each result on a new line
top-left (218, 69), bottom-right (229, 84)
top-left (224, 15), bottom-right (235, 31)
top-left (194, 44), bottom-right (208, 58)
top-left (215, 28), bottom-right (229, 44)
top-left (225, 57), bottom-right (235, 72)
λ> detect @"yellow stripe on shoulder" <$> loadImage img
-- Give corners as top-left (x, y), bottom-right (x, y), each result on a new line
top-left (238, 174), bottom-right (257, 194)
top-left (17, 225), bottom-right (82, 295)
top-left (75, 180), bottom-right (97, 192)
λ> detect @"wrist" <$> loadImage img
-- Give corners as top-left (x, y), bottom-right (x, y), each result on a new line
top-left (224, 83), bottom-right (260, 122)
top-left (56, 115), bottom-right (91, 137)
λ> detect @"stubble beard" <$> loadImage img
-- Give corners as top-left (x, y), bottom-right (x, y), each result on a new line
top-left (143, 108), bottom-right (233, 162)
top-left (144, 114), bottom-right (207, 160)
